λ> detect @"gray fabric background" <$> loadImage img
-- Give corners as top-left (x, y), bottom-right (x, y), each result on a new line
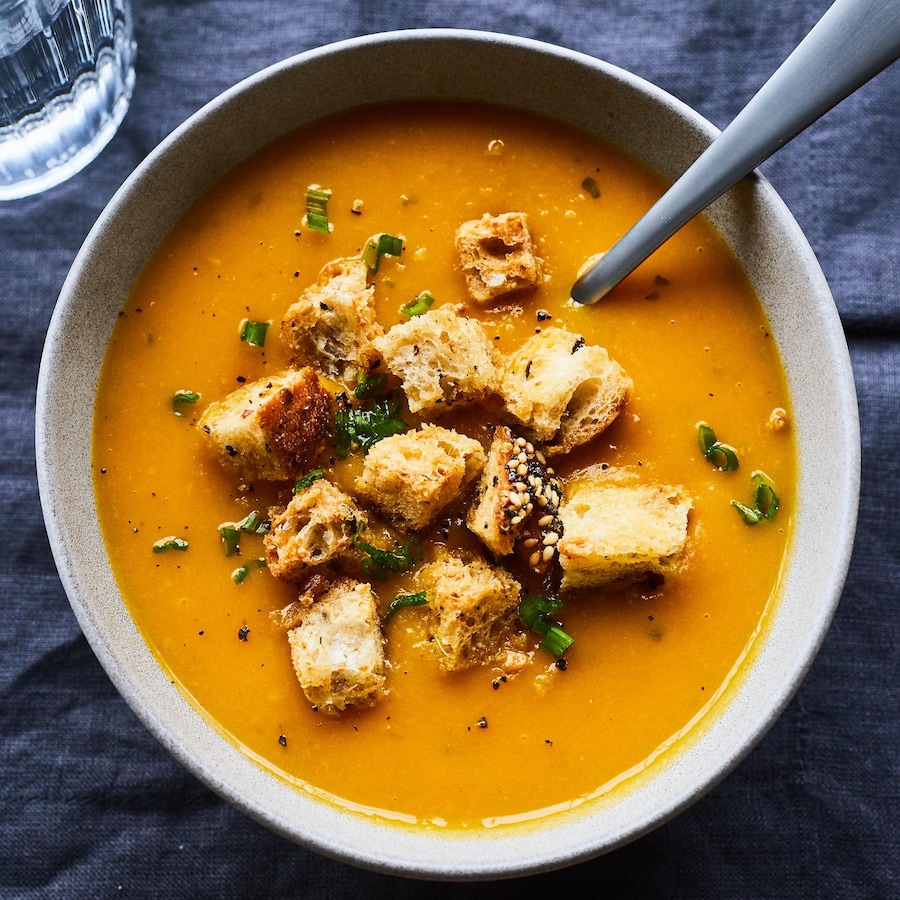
top-left (2, 1), bottom-right (898, 896)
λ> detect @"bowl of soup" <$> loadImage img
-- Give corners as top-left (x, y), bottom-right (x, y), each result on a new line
top-left (36, 29), bottom-right (859, 878)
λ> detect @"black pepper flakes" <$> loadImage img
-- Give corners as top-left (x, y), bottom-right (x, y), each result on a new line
top-left (555, 658), bottom-right (568, 671)
top-left (278, 734), bottom-right (287, 747)
top-left (238, 626), bottom-right (250, 642)
top-left (476, 716), bottom-right (488, 729)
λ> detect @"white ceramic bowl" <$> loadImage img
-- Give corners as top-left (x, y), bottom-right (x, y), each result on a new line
top-left (36, 30), bottom-right (859, 879)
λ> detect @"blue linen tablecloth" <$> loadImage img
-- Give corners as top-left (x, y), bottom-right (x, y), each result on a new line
top-left (2, 1), bottom-right (897, 896)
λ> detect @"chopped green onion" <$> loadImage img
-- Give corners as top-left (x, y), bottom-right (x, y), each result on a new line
top-left (232, 557), bottom-right (266, 584)
top-left (518, 594), bottom-right (562, 634)
top-left (384, 590), bottom-right (429, 622)
top-left (305, 187), bottom-right (332, 233)
top-left (354, 371), bottom-right (388, 400)
top-left (152, 536), bottom-right (189, 553)
top-left (697, 422), bottom-right (739, 471)
top-left (354, 531), bottom-right (422, 580)
top-left (581, 176), bottom-right (601, 199)
top-left (400, 291), bottom-right (435, 317)
top-left (293, 468), bottom-right (324, 494)
top-left (363, 233), bottom-right (403, 273)
top-left (172, 389), bottom-right (200, 416)
top-left (240, 319), bottom-right (270, 347)
top-left (237, 509), bottom-right (270, 535)
top-left (732, 471), bottom-right (779, 525)
top-left (519, 594), bottom-right (573, 658)
top-left (219, 525), bottom-right (241, 557)
top-left (542, 624), bottom-right (575, 658)
top-left (335, 397), bottom-right (408, 458)
top-left (218, 510), bottom-right (270, 556)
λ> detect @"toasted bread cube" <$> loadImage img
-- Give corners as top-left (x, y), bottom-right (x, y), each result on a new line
top-left (557, 468), bottom-right (692, 591)
top-left (198, 367), bottom-right (332, 481)
top-left (355, 424), bottom-right (486, 531)
top-left (466, 426), bottom-right (532, 556)
top-left (372, 304), bottom-right (499, 416)
top-left (264, 479), bottom-right (366, 582)
top-left (286, 578), bottom-right (386, 715)
top-left (500, 327), bottom-right (632, 453)
top-left (455, 212), bottom-right (543, 303)
top-left (417, 550), bottom-right (523, 671)
top-left (281, 256), bottom-right (383, 386)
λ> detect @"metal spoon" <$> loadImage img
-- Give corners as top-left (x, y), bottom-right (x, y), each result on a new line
top-left (570, 0), bottom-right (900, 306)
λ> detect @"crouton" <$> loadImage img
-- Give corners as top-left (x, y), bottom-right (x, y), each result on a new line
top-left (198, 367), bottom-right (333, 481)
top-left (281, 255), bottom-right (383, 386)
top-left (500, 327), bottom-right (632, 454)
top-left (264, 478), bottom-right (366, 582)
top-left (372, 304), bottom-right (499, 416)
top-left (355, 424), bottom-right (486, 531)
top-left (416, 550), bottom-right (524, 672)
top-left (286, 577), bottom-right (386, 715)
top-left (455, 212), bottom-right (543, 303)
top-left (557, 467), bottom-right (692, 591)
top-left (466, 426), bottom-right (563, 558)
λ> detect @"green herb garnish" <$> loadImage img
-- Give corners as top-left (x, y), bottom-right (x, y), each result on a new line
top-left (293, 468), bottom-right (324, 494)
top-left (305, 187), bottom-right (332, 233)
top-left (400, 291), bottom-right (435, 317)
top-left (335, 397), bottom-right (408, 458)
top-left (354, 371), bottom-right (388, 401)
top-left (732, 470), bottom-right (779, 524)
top-left (697, 422), bottom-right (739, 471)
top-left (232, 557), bottom-right (266, 584)
top-left (363, 233), bottom-right (403, 273)
top-left (354, 531), bottom-right (422, 580)
top-left (518, 594), bottom-right (573, 658)
top-left (172, 389), bottom-right (200, 416)
top-left (240, 319), bottom-right (270, 347)
top-left (218, 510), bottom-right (270, 556)
top-left (384, 590), bottom-right (429, 621)
top-left (152, 536), bottom-right (189, 553)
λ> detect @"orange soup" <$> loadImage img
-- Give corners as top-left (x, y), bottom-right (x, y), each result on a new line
top-left (92, 102), bottom-right (793, 829)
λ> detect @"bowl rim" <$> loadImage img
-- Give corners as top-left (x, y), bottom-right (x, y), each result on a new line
top-left (36, 27), bottom-right (860, 880)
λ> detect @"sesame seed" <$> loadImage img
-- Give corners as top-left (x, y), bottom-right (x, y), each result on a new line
top-left (523, 537), bottom-right (539, 548)
top-left (535, 450), bottom-right (547, 465)
top-left (517, 463), bottom-right (528, 476)
top-left (529, 551), bottom-right (541, 568)
top-left (509, 493), bottom-right (523, 508)
top-left (542, 546), bottom-right (556, 562)
top-left (538, 514), bottom-right (554, 527)
top-left (543, 532), bottom-right (559, 545)
top-left (510, 515), bottom-right (523, 526)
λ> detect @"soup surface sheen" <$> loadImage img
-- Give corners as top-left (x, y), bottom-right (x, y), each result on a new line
top-left (93, 102), bottom-right (793, 830)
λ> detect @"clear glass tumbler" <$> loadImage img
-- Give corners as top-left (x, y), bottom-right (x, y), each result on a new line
top-left (0, 0), bottom-right (135, 200)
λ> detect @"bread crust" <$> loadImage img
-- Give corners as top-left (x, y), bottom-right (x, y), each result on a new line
top-left (264, 478), bottom-right (366, 582)
top-left (500, 327), bottom-right (632, 453)
top-left (557, 467), bottom-right (692, 591)
top-left (198, 367), bottom-right (333, 481)
top-left (416, 550), bottom-right (525, 672)
top-left (285, 577), bottom-right (386, 715)
top-left (281, 255), bottom-right (383, 387)
top-left (372, 304), bottom-right (500, 416)
top-left (455, 212), bottom-right (543, 304)
top-left (355, 424), bottom-right (487, 531)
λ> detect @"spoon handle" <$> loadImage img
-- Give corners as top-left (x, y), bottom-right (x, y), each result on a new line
top-left (571, 0), bottom-right (900, 305)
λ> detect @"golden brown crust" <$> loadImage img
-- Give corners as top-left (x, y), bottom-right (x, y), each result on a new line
top-left (197, 367), bottom-right (333, 482)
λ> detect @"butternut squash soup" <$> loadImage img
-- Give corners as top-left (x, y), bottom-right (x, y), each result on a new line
top-left (92, 102), bottom-right (794, 829)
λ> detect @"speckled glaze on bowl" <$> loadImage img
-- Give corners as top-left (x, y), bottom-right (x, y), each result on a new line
top-left (36, 30), bottom-right (859, 880)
